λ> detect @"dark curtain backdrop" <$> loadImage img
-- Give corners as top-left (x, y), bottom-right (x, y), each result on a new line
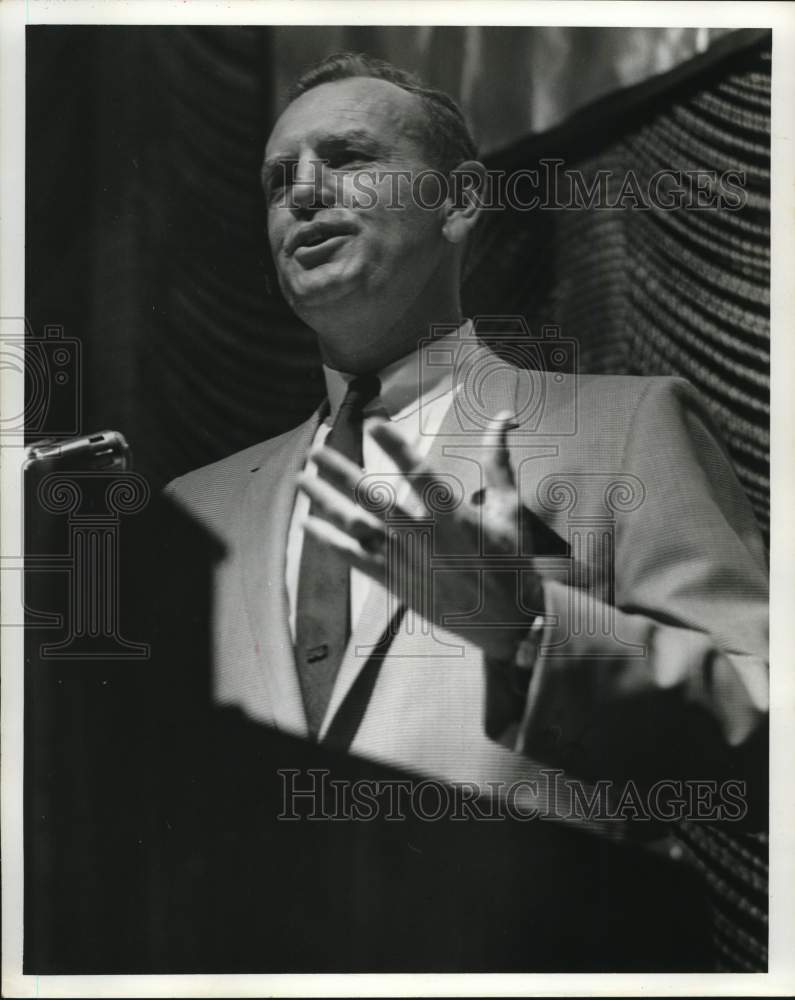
top-left (27, 26), bottom-right (311, 487)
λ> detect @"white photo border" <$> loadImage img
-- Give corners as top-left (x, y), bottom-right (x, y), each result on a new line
top-left (2, 2), bottom-right (793, 996)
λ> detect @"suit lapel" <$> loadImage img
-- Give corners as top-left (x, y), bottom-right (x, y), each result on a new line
top-left (239, 408), bottom-right (325, 737)
top-left (319, 360), bottom-right (522, 741)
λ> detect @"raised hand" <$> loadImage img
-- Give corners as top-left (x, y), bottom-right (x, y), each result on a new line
top-left (296, 411), bottom-right (543, 661)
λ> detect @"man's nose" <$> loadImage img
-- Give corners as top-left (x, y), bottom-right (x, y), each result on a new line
top-left (291, 154), bottom-right (334, 213)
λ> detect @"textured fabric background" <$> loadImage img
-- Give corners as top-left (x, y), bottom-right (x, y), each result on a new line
top-left (465, 31), bottom-right (770, 547)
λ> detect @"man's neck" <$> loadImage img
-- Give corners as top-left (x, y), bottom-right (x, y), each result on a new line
top-left (317, 305), bottom-right (465, 375)
top-left (322, 318), bottom-right (472, 421)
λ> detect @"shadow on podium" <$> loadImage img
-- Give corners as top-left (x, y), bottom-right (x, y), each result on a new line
top-left (24, 490), bottom-right (712, 974)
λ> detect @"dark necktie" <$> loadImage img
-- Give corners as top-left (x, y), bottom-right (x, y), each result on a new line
top-left (295, 374), bottom-right (380, 739)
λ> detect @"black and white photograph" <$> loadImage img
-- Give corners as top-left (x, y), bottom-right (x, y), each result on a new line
top-left (2, 1), bottom-right (793, 995)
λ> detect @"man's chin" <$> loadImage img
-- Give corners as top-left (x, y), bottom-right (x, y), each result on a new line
top-left (284, 269), bottom-right (361, 317)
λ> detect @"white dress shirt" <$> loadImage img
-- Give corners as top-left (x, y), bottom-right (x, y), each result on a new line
top-left (286, 322), bottom-right (473, 639)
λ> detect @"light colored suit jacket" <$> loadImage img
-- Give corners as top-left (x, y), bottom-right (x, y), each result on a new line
top-left (166, 364), bottom-right (768, 817)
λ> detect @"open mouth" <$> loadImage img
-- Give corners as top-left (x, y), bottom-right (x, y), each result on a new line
top-left (288, 222), bottom-right (357, 256)
top-left (290, 231), bottom-right (354, 267)
top-left (300, 231), bottom-right (336, 249)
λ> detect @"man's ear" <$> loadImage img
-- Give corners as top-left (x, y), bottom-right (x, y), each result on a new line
top-left (441, 160), bottom-right (487, 245)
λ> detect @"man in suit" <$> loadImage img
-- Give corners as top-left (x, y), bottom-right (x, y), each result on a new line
top-left (166, 53), bottom-right (768, 822)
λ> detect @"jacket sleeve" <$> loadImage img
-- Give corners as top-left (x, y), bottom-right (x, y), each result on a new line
top-left (484, 377), bottom-right (768, 790)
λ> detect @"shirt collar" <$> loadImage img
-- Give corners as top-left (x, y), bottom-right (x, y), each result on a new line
top-left (322, 319), bottom-right (473, 423)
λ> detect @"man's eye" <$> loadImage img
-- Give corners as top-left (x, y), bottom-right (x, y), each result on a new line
top-left (267, 161), bottom-right (298, 198)
top-left (330, 150), bottom-right (369, 168)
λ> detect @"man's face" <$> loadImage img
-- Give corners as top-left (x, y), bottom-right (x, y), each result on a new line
top-left (263, 77), bottom-right (449, 324)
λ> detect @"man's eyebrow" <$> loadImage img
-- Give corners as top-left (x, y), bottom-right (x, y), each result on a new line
top-left (319, 129), bottom-right (386, 153)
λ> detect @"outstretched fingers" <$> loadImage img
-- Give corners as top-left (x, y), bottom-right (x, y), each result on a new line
top-left (303, 515), bottom-right (385, 577)
top-left (297, 469), bottom-right (385, 552)
top-left (310, 443), bottom-right (363, 497)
